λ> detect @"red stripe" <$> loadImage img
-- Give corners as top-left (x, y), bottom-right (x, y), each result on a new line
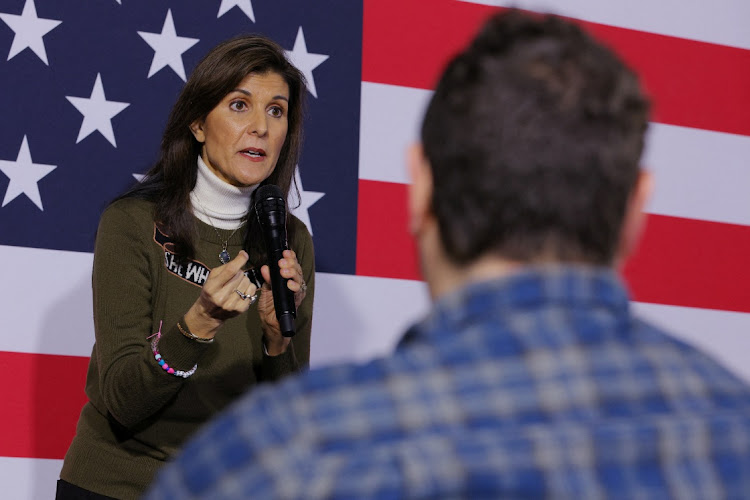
top-left (0, 351), bottom-right (88, 459)
top-left (356, 179), bottom-right (750, 313)
top-left (362, 0), bottom-right (750, 137)
top-left (623, 215), bottom-right (750, 313)
top-left (356, 180), bottom-right (421, 280)
top-left (362, 0), bottom-right (487, 90)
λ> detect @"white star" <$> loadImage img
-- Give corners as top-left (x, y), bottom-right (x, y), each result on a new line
top-left (289, 168), bottom-right (324, 235)
top-left (66, 74), bottom-right (130, 147)
top-left (0, 136), bottom-right (56, 210)
top-left (138, 9), bottom-right (199, 81)
top-left (0, 0), bottom-right (61, 65)
top-left (217, 0), bottom-right (255, 22)
top-left (284, 27), bottom-right (329, 98)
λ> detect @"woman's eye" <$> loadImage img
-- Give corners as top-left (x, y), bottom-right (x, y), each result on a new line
top-left (268, 106), bottom-right (284, 118)
top-left (230, 101), bottom-right (247, 111)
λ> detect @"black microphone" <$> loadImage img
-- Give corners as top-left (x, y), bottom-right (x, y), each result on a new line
top-left (255, 184), bottom-right (296, 337)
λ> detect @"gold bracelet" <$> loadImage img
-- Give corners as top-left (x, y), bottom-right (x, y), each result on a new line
top-left (177, 321), bottom-right (214, 344)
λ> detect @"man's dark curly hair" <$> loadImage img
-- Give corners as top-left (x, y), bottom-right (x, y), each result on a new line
top-left (421, 10), bottom-right (650, 265)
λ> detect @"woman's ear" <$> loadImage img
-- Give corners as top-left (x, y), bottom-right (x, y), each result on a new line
top-left (189, 119), bottom-right (206, 143)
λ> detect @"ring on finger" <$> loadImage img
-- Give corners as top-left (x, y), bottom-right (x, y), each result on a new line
top-left (235, 289), bottom-right (258, 305)
top-left (299, 282), bottom-right (307, 292)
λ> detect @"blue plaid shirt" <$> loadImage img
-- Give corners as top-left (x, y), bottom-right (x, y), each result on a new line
top-left (145, 267), bottom-right (750, 499)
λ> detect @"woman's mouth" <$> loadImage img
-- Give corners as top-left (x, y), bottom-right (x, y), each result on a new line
top-left (240, 148), bottom-right (266, 161)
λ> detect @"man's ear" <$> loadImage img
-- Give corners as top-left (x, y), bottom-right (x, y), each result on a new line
top-left (189, 119), bottom-right (206, 143)
top-left (615, 169), bottom-right (653, 266)
top-left (407, 143), bottom-right (434, 236)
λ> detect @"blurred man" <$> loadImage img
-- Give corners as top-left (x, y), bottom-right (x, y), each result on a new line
top-left (146, 11), bottom-right (750, 498)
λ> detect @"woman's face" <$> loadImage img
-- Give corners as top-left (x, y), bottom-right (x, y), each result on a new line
top-left (190, 72), bottom-right (290, 187)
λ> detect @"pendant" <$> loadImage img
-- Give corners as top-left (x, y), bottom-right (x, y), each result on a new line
top-left (219, 249), bottom-right (230, 265)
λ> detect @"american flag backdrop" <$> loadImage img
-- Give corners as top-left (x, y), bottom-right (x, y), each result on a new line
top-left (1, 0), bottom-right (749, 497)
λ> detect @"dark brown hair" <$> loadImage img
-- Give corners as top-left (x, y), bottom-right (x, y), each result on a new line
top-left (121, 34), bottom-right (306, 262)
top-left (421, 10), bottom-right (650, 265)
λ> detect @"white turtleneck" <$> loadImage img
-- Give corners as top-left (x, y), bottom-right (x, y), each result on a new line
top-left (190, 156), bottom-right (258, 230)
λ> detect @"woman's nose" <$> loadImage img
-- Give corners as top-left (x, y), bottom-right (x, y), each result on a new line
top-left (247, 108), bottom-right (268, 137)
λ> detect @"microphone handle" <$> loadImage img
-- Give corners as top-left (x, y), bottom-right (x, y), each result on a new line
top-left (266, 225), bottom-right (296, 337)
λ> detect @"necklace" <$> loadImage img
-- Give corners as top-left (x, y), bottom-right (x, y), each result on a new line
top-left (192, 193), bottom-right (247, 265)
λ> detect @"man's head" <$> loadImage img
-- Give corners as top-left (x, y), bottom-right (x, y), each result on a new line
top-left (409, 10), bottom-right (651, 290)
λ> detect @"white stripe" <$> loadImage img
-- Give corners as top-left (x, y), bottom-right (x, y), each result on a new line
top-left (7, 239), bottom-right (750, 376)
top-left (6, 239), bottom-right (750, 389)
top-left (642, 124), bottom-right (750, 226)
top-left (0, 245), bottom-right (95, 357)
top-left (358, 82), bottom-right (429, 185)
top-left (312, 270), bottom-right (750, 387)
top-left (317, 274), bottom-right (750, 390)
top-left (0, 243), bottom-right (432, 361)
top-left (313, 277), bottom-right (750, 388)
top-left (458, 0), bottom-right (750, 50)
top-left (310, 273), bottom-right (430, 367)
top-left (0, 457), bottom-right (62, 500)
top-left (359, 81), bottom-right (750, 226)
top-left (633, 302), bottom-right (750, 385)
top-left (358, 82), bottom-right (430, 185)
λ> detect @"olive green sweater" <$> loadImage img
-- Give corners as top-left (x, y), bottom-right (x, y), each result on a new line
top-left (60, 198), bottom-right (314, 499)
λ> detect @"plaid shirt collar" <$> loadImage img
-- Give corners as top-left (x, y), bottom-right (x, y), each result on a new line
top-left (399, 264), bottom-right (630, 349)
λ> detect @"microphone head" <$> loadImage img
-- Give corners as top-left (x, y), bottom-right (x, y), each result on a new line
top-left (255, 184), bottom-right (284, 203)
top-left (255, 184), bottom-right (286, 218)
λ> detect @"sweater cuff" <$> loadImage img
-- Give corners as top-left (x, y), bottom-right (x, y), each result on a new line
top-left (156, 321), bottom-right (213, 371)
top-left (260, 343), bottom-right (299, 382)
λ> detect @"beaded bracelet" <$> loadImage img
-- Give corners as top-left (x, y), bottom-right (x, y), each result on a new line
top-left (150, 336), bottom-right (197, 378)
top-left (177, 321), bottom-right (214, 344)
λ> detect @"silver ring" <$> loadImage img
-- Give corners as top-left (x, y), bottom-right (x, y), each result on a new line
top-left (300, 282), bottom-right (307, 292)
top-left (235, 289), bottom-right (259, 305)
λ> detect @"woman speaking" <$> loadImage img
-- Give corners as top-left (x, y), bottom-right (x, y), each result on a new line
top-left (56, 35), bottom-right (314, 499)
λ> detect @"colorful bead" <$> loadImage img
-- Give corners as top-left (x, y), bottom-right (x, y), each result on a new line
top-left (149, 333), bottom-right (198, 379)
